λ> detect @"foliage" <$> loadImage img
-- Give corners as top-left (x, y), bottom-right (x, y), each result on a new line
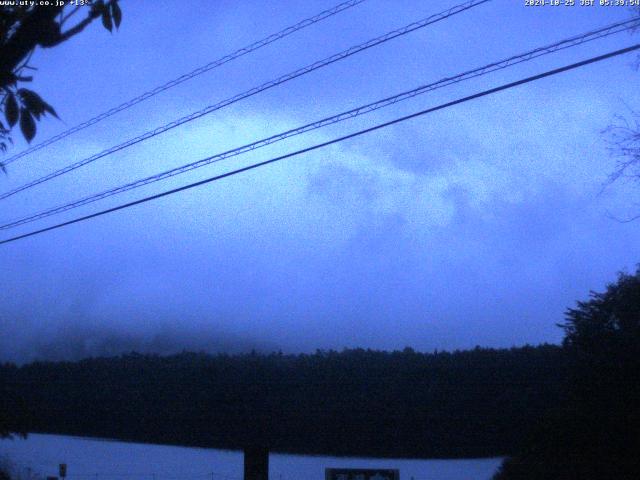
top-left (2, 89), bottom-right (57, 147)
top-left (0, 0), bottom-right (121, 158)
top-left (494, 267), bottom-right (640, 479)
top-left (561, 268), bottom-right (640, 352)
top-left (0, 345), bottom-right (565, 459)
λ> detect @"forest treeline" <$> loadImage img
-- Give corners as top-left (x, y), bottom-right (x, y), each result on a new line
top-left (3, 267), bottom-right (638, 477)
top-left (0, 344), bottom-right (567, 459)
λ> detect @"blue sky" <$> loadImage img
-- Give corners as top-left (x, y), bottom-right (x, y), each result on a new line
top-left (1, 0), bottom-right (640, 361)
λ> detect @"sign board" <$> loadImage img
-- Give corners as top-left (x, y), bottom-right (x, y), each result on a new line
top-left (325, 468), bottom-right (399, 480)
top-left (59, 464), bottom-right (67, 478)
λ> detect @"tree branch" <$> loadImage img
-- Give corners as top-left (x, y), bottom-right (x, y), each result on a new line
top-left (0, 6), bottom-right (63, 85)
top-left (48, 18), bottom-right (93, 47)
top-left (60, 5), bottom-right (82, 27)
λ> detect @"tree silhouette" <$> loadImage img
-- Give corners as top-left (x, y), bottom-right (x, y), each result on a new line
top-left (494, 267), bottom-right (640, 479)
top-left (603, 8), bottom-right (640, 217)
top-left (604, 112), bottom-right (640, 221)
top-left (0, 1), bottom-right (122, 166)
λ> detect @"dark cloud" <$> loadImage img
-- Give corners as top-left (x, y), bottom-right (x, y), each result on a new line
top-left (2, 320), bottom-right (273, 364)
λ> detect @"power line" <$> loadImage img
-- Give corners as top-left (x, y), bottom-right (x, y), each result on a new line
top-left (0, 17), bottom-right (637, 231)
top-left (1, 43), bottom-right (637, 246)
top-left (0, 0), bottom-right (367, 167)
top-left (0, 0), bottom-right (491, 200)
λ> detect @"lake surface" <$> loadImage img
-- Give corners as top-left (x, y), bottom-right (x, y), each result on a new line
top-left (0, 434), bottom-right (502, 480)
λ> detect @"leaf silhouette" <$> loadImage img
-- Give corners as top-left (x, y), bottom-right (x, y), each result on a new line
top-left (5, 93), bottom-right (18, 127)
top-left (18, 89), bottom-right (58, 119)
top-left (43, 101), bottom-right (59, 119)
top-left (111, 1), bottom-right (122, 29)
top-left (18, 89), bottom-right (43, 112)
top-left (19, 108), bottom-right (35, 143)
top-left (102, 8), bottom-right (113, 32)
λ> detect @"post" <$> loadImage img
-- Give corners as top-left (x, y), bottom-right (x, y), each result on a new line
top-left (243, 446), bottom-right (269, 480)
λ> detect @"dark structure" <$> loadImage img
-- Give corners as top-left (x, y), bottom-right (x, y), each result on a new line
top-left (243, 446), bottom-right (269, 480)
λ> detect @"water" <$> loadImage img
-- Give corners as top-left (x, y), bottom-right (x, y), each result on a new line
top-left (0, 434), bottom-right (502, 480)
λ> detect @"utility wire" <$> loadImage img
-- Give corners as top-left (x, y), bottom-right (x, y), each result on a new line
top-left (0, 0), bottom-right (367, 167)
top-left (0, 17), bottom-right (637, 231)
top-left (1, 43), bottom-right (638, 246)
top-left (0, 0), bottom-right (491, 200)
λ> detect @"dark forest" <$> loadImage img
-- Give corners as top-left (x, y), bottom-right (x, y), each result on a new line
top-left (1, 344), bottom-right (566, 459)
